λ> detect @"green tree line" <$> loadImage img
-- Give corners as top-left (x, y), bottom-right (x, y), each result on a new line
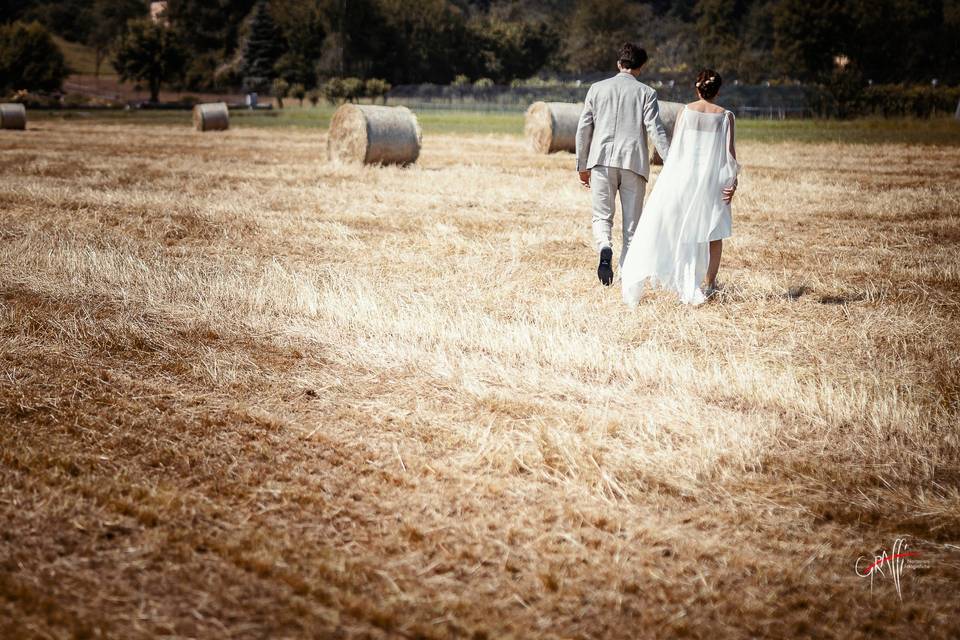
top-left (4, 0), bottom-right (960, 97)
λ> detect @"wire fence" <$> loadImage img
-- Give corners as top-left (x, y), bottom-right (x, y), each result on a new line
top-left (383, 99), bottom-right (813, 119)
top-left (386, 82), bottom-right (814, 119)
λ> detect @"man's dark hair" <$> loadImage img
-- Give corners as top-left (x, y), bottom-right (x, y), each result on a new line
top-left (618, 43), bottom-right (647, 70)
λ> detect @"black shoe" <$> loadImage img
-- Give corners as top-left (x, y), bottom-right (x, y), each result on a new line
top-left (597, 247), bottom-right (613, 286)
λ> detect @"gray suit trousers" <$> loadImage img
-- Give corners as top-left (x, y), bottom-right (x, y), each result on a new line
top-left (591, 165), bottom-right (646, 268)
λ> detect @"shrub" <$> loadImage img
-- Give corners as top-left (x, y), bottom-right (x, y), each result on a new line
top-left (451, 73), bottom-right (470, 100)
top-left (862, 84), bottom-right (960, 118)
top-left (322, 77), bottom-right (346, 104)
top-left (807, 77), bottom-right (960, 118)
top-left (364, 78), bottom-right (391, 104)
top-left (307, 88), bottom-right (321, 107)
top-left (473, 77), bottom-right (495, 100)
top-left (342, 77), bottom-right (364, 103)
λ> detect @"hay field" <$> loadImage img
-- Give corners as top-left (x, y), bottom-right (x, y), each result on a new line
top-left (1, 121), bottom-right (959, 639)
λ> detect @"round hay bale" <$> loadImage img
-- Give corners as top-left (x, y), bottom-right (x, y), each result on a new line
top-left (327, 104), bottom-right (422, 165)
top-left (651, 101), bottom-right (685, 165)
top-left (0, 103), bottom-right (27, 130)
top-left (193, 102), bottom-right (229, 131)
top-left (525, 101), bottom-right (582, 154)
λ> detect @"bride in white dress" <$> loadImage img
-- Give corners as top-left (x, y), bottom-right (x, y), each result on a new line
top-left (621, 69), bottom-right (740, 306)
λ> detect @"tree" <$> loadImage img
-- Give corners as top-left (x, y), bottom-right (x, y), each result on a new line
top-left (316, 0), bottom-right (395, 79)
top-left (845, 0), bottom-right (943, 83)
top-left (271, 0), bottom-right (327, 87)
top-left (273, 51), bottom-right (316, 87)
top-left (19, 0), bottom-right (94, 44)
top-left (159, 0), bottom-right (259, 88)
top-left (112, 19), bottom-right (186, 103)
top-left (0, 21), bottom-right (69, 93)
top-left (646, 16), bottom-right (697, 74)
top-left (772, 0), bottom-right (848, 81)
top-left (240, 1), bottom-right (286, 92)
top-left (468, 15), bottom-right (559, 83)
top-left (807, 66), bottom-right (865, 118)
top-left (271, 77), bottom-right (289, 107)
top-left (165, 0), bottom-right (257, 57)
top-left (693, 0), bottom-right (746, 73)
top-left (183, 51), bottom-right (224, 91)
top-left (562, 0), bottom-right (654, 74)
top-left (290, 82), bottom-right (306, 106)
top-left (86, 0), bottom-right (148, 78)
top-left (944, 0), bottom-right (960, 84)
top-left (372, 0), bottom-right (472, 84)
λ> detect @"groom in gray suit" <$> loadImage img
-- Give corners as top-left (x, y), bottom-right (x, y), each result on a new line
top-left (576, 42), bottom-right (671, 286)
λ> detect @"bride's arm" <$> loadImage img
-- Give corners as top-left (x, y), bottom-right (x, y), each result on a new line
top-left (727, 111), bottom-right (736, 160)
top-left (722, 112), bottom-right (738, 204)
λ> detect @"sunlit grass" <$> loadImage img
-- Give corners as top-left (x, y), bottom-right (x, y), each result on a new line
top-left (1, 121), bottom-right (959, 638)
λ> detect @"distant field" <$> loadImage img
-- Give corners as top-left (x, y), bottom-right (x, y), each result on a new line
top-left (29, 106), bottom-right (960, 143)
top-left (740, 116), bottom-right (960, 145)
top-left (30, 105), bottom-right (525, 136)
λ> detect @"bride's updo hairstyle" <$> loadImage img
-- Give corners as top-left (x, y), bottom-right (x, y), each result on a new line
top-left (696, 69), bottom-right (722, 99)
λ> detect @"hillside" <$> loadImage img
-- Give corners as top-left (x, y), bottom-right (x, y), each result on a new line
top-left (53, 35), bottom-right (107, 77)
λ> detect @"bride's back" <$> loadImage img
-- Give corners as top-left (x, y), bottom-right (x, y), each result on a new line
top-left (685, 99), bottom-right (726, 115)
top-left (682, 96), bottom-right (729, 139)
top-left (679, 107), bottom-right (728, 134)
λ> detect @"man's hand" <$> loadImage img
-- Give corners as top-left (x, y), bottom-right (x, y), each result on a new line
top-left (579, 170), bottom-right (591, 189)
top-left (722, 180), bottom-right (738, 204)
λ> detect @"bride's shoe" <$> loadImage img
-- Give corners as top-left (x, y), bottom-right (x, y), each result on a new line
top-left (701, 282), bottom-right (720, 300)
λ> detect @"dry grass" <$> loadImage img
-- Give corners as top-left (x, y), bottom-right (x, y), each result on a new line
top-left (1, 121), bottom-right (959, 639)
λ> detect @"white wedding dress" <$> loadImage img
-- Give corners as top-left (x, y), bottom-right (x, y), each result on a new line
top-left (621, 106), bottom-right (740, 305)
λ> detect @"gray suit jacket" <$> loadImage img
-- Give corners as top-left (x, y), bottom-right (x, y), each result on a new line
top-left (575, 72), bottom-right (670, 179)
